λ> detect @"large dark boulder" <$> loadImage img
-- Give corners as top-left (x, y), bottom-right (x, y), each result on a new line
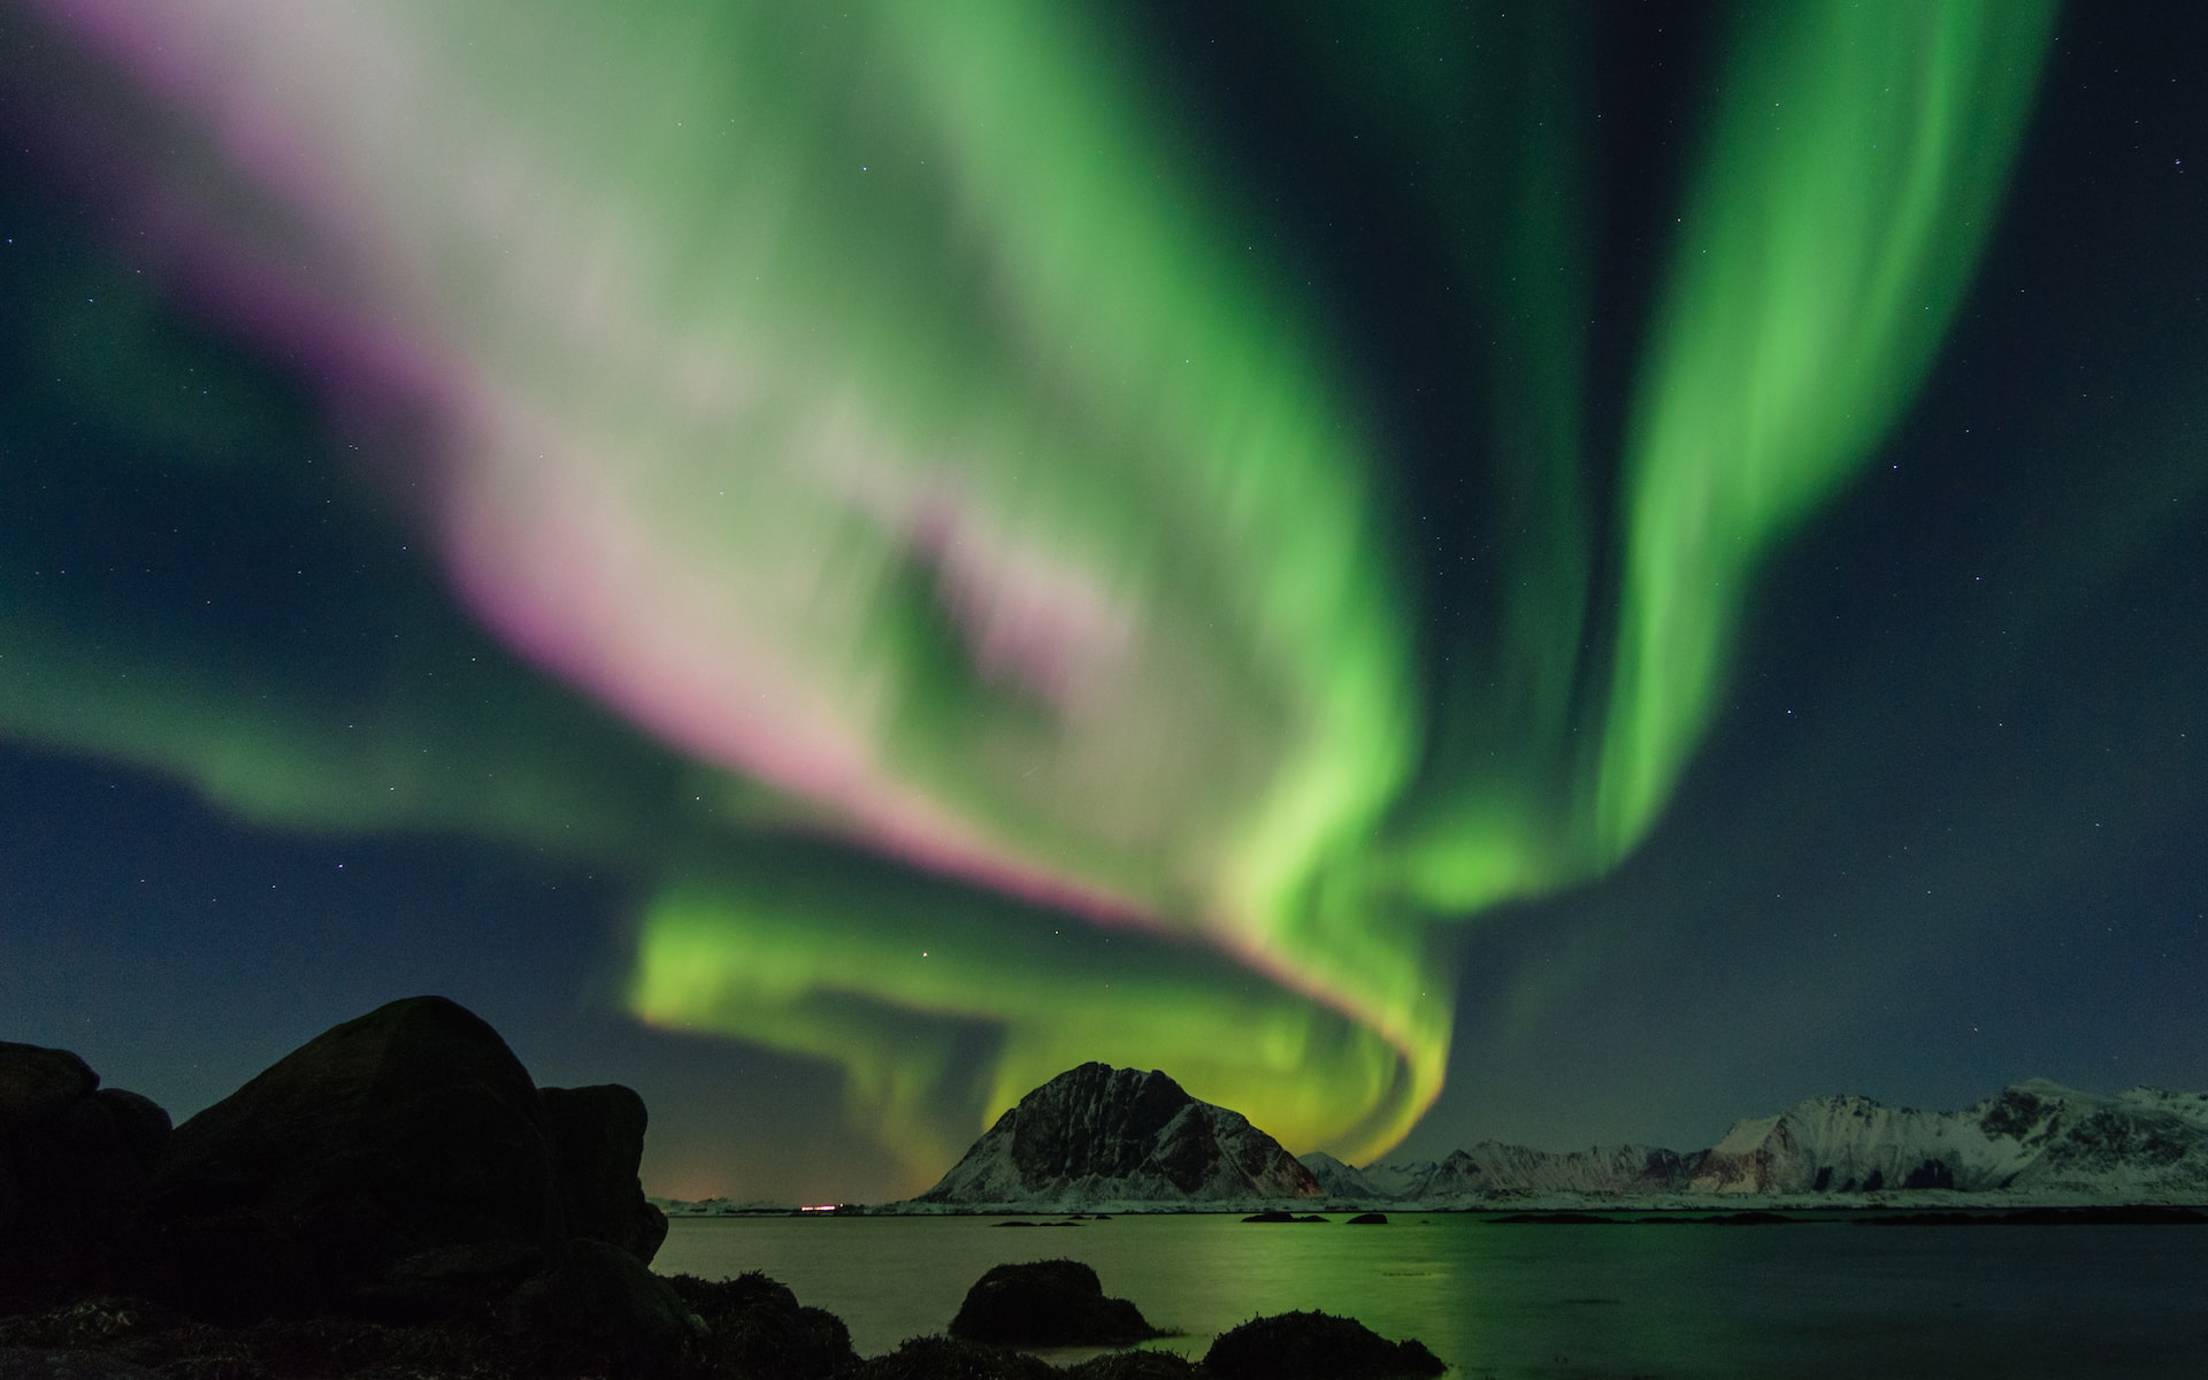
top-left (0, 1044), bottom-right (171, 1311)
top-left (138, 995), bottom-right (559, 1318)
top-left (497, 1238), bottom-right (705, 1378)
top-left (948, 1259), bottom-right (1154, 1348)
top-left (0, 1045), bottom-right (97, 1124)
top-left (347, 1239), bottom-right (550, 1321)
top-left (1202, 1311), bottom-right (1445, 1380)
top-left (539, 1084), bottom-right (668, 1263)
top-left (663, 1272), bottom-right (857, 1380)
top-left (93, 1093), bottom-right (170, 1173)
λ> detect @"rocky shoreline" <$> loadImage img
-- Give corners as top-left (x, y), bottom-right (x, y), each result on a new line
top-left (2, 998), bottom-right (1445, 1379)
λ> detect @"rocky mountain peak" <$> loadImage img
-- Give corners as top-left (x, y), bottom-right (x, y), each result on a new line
top-left (918, 1063), bottom-right (1320, 1209)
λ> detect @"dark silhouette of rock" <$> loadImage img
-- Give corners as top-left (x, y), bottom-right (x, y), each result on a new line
top-left (349, 1239), bottom-right (548, 1320)
top-left (128, 995), bottom-right (664, 1322)
top-left (1345, 1212), bottom-right (1389, 1225)
top-left (539, 1084), bottom-right (669, 1262)
top-left (497, 1238), bottom-right (704, 1377)
top-left (91, 1093), bottom-right (169, 1174)
top-left (0, 1292), bottom-right (518, 1377)
top-left (1203, 1310), bottom-right (1445, 1380)
top-left (0, 1044), bottom-right (171, 1310)
top-left (664, 1271), bottom-right (857, 1379)
top-left (947, 1259), bottom-right (1154, 1347)
top-left (0, 1271), bottom-right (863, 1380)
top-left (843, 1335), bottom-right (1059, 1379)
top-left (1240, 1211), bottom-right (1326, 1223)
top-left (138, 995), bottom-right (557, 1319)
top-left (0, 1044), bottom-right (96, 1123)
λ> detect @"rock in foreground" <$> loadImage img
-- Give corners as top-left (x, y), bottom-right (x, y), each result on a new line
top-left (663, 1271), bottom-right (858, 1379)
top-left (540, 1084), bottom-right (671, 1263)
top-left (949, 1260), bottom-right (1156, 1347)
top-left (0, 1045), bottom-right (171, 1310)
top-left (137, 995), bottom-right (666, 1319)
top-left (498, 1239), bottom-right (706, 1376)
top-left (0, 1270), bottom-right (863, 1380)
top-left (1203, 1311), bottom-right (1445, 1380)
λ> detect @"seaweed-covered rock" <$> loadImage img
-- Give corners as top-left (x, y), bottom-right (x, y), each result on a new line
top-left (498, 1239), bottom-right (704, 1377)
top-left (1061, 1351), bottom-right (1204, 1378)
top-left (1203, 1311), bottom-right (1444, 1380)
top-left (663, 1271), bottom-right (857, 1380)
top-left (1345, 1213), bottom-right (1389, 1225)
top-left (0, 1295), bottom-right (511, 1379)
top-left (538, 1085), bottom-right (668, 1264)
top-left (841, 1335), bottom-right (1059, 1379)
top-left (0, 1349), bottom-right (164, 1380)
top-left (948, 1260), bottom-right (1153, 1347)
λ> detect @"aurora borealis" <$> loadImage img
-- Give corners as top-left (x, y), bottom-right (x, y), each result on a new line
top-left (4, 1), bottom-right (2204, 1201)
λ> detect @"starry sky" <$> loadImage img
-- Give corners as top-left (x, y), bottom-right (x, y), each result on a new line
top-left (1, 0), bottom-right (2201, 1203)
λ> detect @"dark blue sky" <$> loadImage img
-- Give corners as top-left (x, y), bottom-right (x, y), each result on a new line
top-left (2, 1), bottom-right (2201, 1200)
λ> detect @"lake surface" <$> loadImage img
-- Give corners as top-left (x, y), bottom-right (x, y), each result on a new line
top-left (654, 1213), bottom-right (2208, 1377)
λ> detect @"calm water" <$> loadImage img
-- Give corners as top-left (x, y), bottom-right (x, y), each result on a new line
top-left (654, 1213), bottom-right (2208, 1377)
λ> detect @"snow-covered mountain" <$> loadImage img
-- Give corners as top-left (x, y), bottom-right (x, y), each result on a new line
top-left (1299, 1151), bottom-right (1379, 1200)
top-left (899, 1073), bottom-right (2204, 1212)
top-left (1688, 1080), bottom-right (2208, 1197)
top-left (1328, 1143), bottom-right (1701, 1200)
top-left (1327, 1080), bottom-right (2208, 1204)
top-left (915, 1063), bottom-right (1322, 1210)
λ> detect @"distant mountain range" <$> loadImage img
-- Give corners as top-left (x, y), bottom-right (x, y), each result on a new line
top-left (1309, 1081), bottom-right (2208, 1204)
top-left (897, 1070), bottom-right (2208, 1212)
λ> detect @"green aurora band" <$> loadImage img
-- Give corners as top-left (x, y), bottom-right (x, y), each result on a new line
top-left (0, 0), bottom-right (2052, 1186)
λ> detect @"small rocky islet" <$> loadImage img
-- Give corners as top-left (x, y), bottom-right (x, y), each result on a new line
top-left (0, 996), bottom-right (1445, 1379)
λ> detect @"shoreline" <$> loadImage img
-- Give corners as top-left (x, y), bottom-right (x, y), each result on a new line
top-left (657, 1200), bottom-right (2208, 1222)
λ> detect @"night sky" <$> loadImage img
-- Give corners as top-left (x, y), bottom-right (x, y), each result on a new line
top-left (1, 1), bottom-right (2201, 1204)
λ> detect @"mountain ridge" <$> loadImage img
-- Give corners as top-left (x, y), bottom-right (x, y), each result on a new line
top-left (895, 1070), bottom-right (2208, 1210)
top-left (1318, 1079), bottom-right (2208, 1205)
